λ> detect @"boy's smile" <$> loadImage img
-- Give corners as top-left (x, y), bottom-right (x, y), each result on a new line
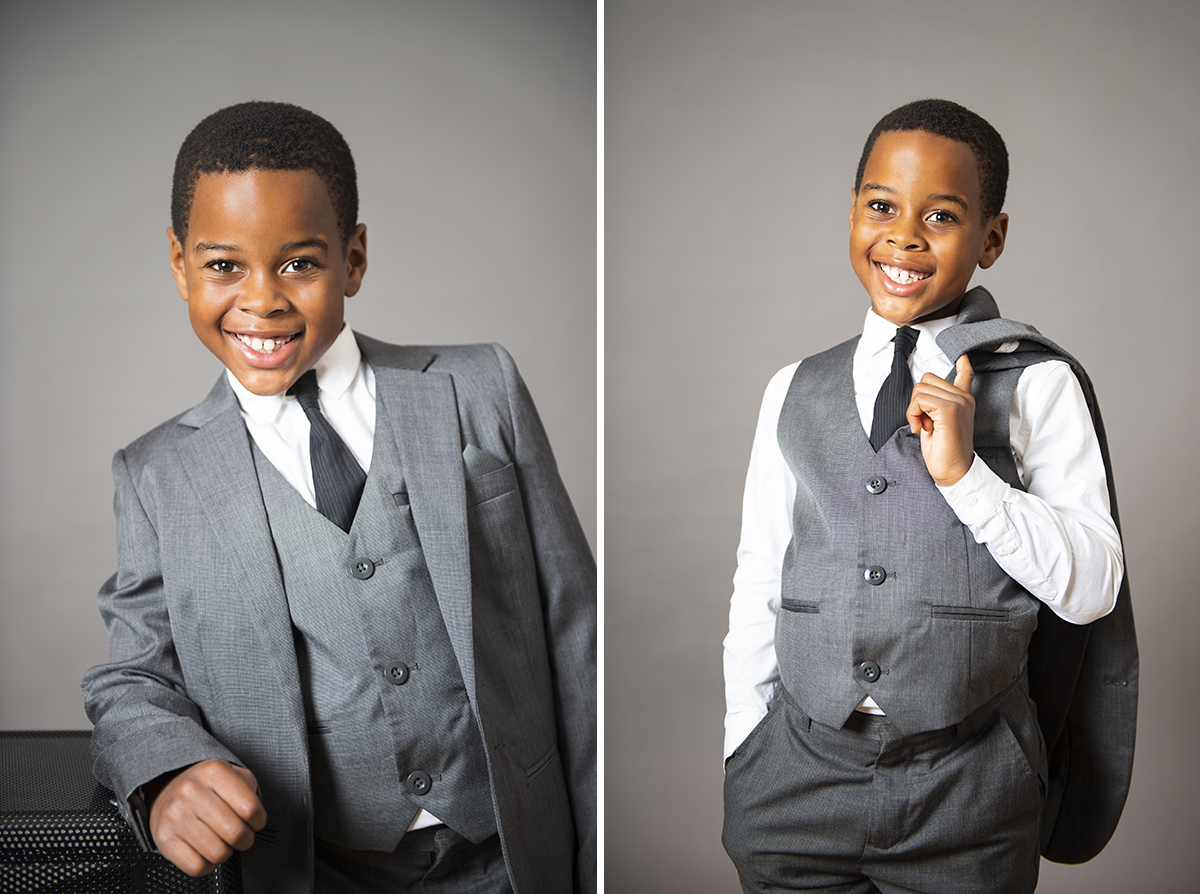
top-left (849, 130), bottom-right (1007, 326)
top-left (169, 169), bottom-right (367, 396)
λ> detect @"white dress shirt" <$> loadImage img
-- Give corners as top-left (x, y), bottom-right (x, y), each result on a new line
top-left (227, 323), bottom-right (442, 831)
top-left (227, 323), bottom-right (376, 502)
top-left (722, 307), bottom-right (1124, 760)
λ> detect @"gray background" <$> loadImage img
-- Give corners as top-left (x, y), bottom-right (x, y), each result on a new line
top-left (607, 0), bottom-right (1197, 891)
top-left (0, 0), bottom-right (595, 728)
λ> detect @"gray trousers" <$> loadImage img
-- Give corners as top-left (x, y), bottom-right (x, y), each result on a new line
top-left (723, 680), bottom-right (1046, 894)
top-left (315, 826), bottom-right (512, 894)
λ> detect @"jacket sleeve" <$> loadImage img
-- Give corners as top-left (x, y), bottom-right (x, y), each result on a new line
top-left (493, 344), bottom-right (597, 894)
top-left (81, 447), bottom-right (242, 848)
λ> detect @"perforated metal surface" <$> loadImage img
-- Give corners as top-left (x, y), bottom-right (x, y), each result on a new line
top-left (1, 731), bottom-right (241, 893)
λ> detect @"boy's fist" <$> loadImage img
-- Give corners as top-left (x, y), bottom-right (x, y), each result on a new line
top-left (906, 353), bottom-right (976, 487)
top-left (146, 759), bottom-right (267, 877)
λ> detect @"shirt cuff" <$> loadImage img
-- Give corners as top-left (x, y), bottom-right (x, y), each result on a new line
top-left (936, 454), bottom-right (1009, 526)
top-left (724, 708), bottom-right (768, 764)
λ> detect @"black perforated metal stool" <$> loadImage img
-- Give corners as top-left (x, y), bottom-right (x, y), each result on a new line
top-left (1, 731), bottom-right (241, 893)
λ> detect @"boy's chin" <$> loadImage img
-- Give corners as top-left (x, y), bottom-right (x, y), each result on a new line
top-left (868, 292), bottom-right (967, 327)
top-left (228, 365), bottom-right (302, 397)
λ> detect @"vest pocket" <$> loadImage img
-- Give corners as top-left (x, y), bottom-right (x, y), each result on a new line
top-left (780, 599), bottom-right (820, 614)
top-left (931, 606), bottom-right (1009, 622)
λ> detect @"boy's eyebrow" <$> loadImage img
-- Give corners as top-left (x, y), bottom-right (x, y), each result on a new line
top-left (191, 238), bottom-right (331, 254)
top-left (280, 238), bottom-right (330, 254)
top-left (927, 193), bottom-right (970, 212)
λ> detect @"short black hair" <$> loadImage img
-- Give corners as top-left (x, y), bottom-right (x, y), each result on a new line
top-left (171, 101), bottom-right (358, 248)
top-left (854, 99), bottom-right (1008, 222)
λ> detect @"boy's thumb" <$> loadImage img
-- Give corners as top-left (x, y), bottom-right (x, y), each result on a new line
top-left (956, 353), bottom-right (974, 393)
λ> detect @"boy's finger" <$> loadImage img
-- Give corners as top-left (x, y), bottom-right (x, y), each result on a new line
top-left (956, 353), bottom-right (974, 394)
top-left (218, 765), bottom-right (268, 832)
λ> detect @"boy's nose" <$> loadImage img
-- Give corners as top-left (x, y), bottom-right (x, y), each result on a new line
top-left (886, 223), bottom-right (924, 251)
top-left (239, 274), bottom-right (290, 315)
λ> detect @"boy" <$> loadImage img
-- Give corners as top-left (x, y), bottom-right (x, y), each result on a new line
top-left (721, 99), bottom-right (1136, 893)
top-left (82, 101), bottom-right (596, 894)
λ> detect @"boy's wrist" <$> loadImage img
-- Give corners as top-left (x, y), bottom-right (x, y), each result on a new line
top-left (936, 455), bottom-right (1007, 526)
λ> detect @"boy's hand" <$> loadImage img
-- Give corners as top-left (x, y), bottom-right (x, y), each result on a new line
top-left (146, 760), bottom-right (267, 877)
top-left (906, 353), bottom-right (976, 487)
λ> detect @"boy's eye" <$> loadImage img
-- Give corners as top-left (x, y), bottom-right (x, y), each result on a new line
top-left (205, 260), bottom-right (239, 274)
top-left (283, 258), bottom-right (319, 273)
top-left (867, 200), bottom-right (893, 214)
top-left (926, 210), bottom-right (958, 224)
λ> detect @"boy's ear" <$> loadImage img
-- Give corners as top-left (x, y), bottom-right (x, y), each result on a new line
top-left (978, 213), bottom-right (1009, 270)
top-left (343, 223), bottom-right (368, 298)
top-left (848, 188), bottom-right (858, 228)
top-left (167, 227), bottom-right (190, 301)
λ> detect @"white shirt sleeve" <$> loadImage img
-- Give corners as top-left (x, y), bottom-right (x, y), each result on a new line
top-left (937, 360), bottom-right (1123, 625)
top-left (722, 364), bottom-right (796, 761)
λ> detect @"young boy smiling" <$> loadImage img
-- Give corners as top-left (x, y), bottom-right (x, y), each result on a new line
top-left (722, 99), bottom-right (1136, 892)
top-left (83, 101), bottom-right (596, 894)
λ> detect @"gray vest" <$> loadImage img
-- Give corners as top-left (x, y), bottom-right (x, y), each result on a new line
top-left (774, 317), bottom-right (1039, 736)
top-left (252, 407), bottom-right (495, 852)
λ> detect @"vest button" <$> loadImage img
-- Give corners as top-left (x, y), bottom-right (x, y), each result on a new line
top-left (405, 770), bottom-right (433, 796)
top-left (386, 662), bottom-right (410, 685)
top-left (866, 475), bottom-right (888, 495)
top-left (350, 558), bottom-right (375, 580)
top-left (855, 660), bottom-right (881, 683)
top-left (864, 565), bottom-right (887, 586)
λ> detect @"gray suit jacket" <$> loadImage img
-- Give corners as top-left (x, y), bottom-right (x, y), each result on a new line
top-left (939, 288), bottom-right (1138, 863)
top-left (82, 336), bottom-right (597, 893)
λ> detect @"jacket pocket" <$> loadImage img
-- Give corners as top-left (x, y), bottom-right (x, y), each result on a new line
top-left (465, 462), bottom-right (518, 507)
top-left (524, 743), bottom-right (559, 783)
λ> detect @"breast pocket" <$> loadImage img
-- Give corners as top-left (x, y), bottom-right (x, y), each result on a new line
top-left (465, 462), bottom-right (519, 508)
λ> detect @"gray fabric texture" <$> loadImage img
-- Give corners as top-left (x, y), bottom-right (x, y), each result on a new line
top-left (936, 288), bottom-right (1138, 863)
top-left (82, 337), bottom-right (596, 894)
top-left (253, 415), bottom-right (495, 850)
top-left (774, 324), bottom-right (1038, 736)
top-left (724, 682), bottom-right (1044, 894)
top-left (727, 287), bottom-right (1135, 885)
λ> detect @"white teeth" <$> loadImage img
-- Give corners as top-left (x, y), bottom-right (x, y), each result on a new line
top-left (880, 263), bottom-right (930, 285)
top-left (237, 333), bottom-right (294, 353)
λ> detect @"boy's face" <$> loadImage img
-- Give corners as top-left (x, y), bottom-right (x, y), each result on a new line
top-left (848, 130), bottom-right (1007, 326)
top-left (169, 169), bottom-right (367, 396)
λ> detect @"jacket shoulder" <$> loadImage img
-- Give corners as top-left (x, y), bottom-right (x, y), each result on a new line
top-left (116, 374), bottom-right (235, 474)
top-left (355, 333), bottom-right (511, 375)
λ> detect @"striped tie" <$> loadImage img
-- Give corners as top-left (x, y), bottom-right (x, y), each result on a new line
top-left (869, 326), bottom-right (919, 452)
top-left (288, 370), bottom-right (366, 532)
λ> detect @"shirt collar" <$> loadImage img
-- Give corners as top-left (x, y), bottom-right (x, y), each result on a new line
top-left (226, 323), bottom-right (362, 423)
top-left (861, 307), bottom-right (958, 367)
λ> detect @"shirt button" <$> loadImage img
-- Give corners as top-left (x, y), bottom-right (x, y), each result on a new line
top-left (864, 565), bottom-right (887, 586)
top-left (386, 662), bottom-right (410, 685)
top-left (405, 770), bottom-right (433, 796)
top-left (350, 558), bottom-right (375, 580)
top-left (866, 475), bottom-right (888, 495)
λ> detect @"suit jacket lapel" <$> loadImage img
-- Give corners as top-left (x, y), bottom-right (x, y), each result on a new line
top-left (364, 340), bottom-right (478, 703)
top-left (175, 376), bottom-right (305, 717)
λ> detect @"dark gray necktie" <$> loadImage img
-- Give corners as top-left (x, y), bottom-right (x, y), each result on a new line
top-left (288, 370), bottom-right (366, 532)
top-left (869, 326), bottom-right (919, 452)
